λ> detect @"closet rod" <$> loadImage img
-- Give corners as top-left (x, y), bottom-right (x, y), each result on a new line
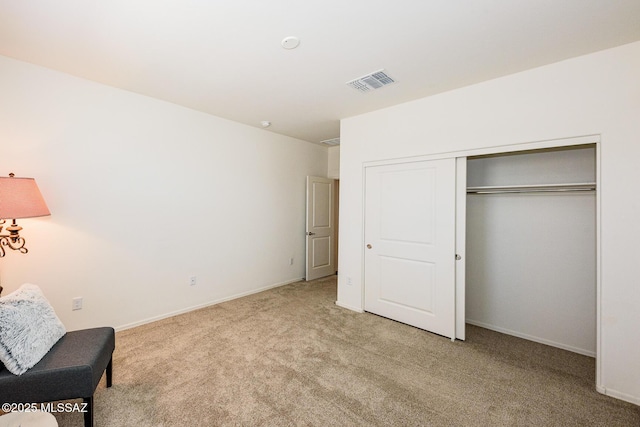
top-left (467, 182), bottom-right (596, 194)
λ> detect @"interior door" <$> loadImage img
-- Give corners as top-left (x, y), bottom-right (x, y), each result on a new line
top-left (305, 176), bottom-right (335, 280)
top-left (364, 158), bottom-right (457, 339)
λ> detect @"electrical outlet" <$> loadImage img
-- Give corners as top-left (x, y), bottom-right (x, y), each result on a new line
top-left (189, 276), bottom-right (197, 286)
top-left (347, 277), bottom-right (353, 286)
top-left (72, 297), bottom-right (83, 311)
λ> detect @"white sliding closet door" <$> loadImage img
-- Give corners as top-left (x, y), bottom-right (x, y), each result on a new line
top-left (364, 159), bottom-right (457, 339)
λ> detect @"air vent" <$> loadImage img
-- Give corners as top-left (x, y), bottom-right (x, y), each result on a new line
top-left (346, 69), bottom-right (396, 92)
top-left (320, 137), bottom-right (340, 146)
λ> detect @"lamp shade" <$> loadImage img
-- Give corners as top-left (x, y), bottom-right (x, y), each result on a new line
top-left (0, 175), bottom-right (51, 219)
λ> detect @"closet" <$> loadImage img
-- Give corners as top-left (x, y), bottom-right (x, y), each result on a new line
top-left (465, 145), bottom-right (596, 356)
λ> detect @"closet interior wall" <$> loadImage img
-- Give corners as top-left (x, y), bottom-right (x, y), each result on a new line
top-left (465, 145), bottom-right (596, 356)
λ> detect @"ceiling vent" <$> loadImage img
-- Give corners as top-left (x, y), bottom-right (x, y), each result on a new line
top-left (346, 69), bottom-right (396, 92)
top-left (320, 137), bottom-right (340, 146)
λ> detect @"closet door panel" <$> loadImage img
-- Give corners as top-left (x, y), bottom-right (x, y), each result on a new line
top-left (364, 159), bottom-right (456, 339)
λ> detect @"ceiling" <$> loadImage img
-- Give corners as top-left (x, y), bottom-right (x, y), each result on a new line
top-left (1, 1), bottom-right (640, 144)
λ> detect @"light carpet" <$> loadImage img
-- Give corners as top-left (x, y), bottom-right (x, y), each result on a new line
top-left (53, 276), bottom-right (639, 426)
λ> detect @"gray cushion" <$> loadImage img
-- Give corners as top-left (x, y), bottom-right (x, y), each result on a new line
top-left (0, 327), bottom-right (114, 403)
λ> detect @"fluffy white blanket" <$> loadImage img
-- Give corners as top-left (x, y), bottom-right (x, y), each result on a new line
top-left (0, 284), bottom-right (66, 375)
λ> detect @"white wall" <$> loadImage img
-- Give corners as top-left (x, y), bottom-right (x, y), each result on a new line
top-left (0, 55), bottom-right (328, 332)
top-left (338, 41), bottom-right (640, 404)
top-left (327, 145), bottom-right (340, 179)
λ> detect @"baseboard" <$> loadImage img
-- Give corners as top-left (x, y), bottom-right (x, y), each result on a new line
top-left (597, 385), bottom-right (640, 406)
top-left (116, 277), bottom-right (304, 332)
top-left (466, 318), bottom-right (596, 358)
top-left (335, 300), bottom-right (364, 313)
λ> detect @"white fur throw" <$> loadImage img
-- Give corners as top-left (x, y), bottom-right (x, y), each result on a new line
top-left (0, 284), bottom-right (66, 375)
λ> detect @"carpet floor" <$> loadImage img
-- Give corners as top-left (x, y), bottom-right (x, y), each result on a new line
top-left (54, 275), bottom-right (639, 426)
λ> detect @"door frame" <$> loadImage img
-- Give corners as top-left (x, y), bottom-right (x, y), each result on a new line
top-left (361, 134), bottom-right (601, 386)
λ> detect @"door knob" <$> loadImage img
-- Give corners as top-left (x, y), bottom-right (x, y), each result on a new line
top-left (367, 244), bottom-right (372, 249)
top-left (306, 232), bottom-right (316, 236)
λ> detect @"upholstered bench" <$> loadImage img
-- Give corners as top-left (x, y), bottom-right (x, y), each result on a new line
top-left (0, 327), bottom-right (115, 427)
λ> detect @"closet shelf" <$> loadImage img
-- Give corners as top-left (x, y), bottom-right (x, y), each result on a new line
top-left (467, 182), bottom-right (596, 194)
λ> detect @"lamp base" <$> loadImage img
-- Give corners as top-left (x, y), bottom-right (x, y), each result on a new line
top-left (0, 219), bottom-right (28, 257)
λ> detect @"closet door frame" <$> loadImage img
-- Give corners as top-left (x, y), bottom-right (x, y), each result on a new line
top-left (361, 134), bottom-right (601, 386)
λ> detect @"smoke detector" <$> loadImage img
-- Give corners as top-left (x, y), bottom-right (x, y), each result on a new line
top-left (346, 69), bottom-right (396, 92)
top-left (281, 36), bottom-right (300, 49)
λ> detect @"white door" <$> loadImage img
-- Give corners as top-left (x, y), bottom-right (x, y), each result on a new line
top-left (306, 176), bottom-right (335, 280)
top-left (364, 158), bottom-right (457, 339)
